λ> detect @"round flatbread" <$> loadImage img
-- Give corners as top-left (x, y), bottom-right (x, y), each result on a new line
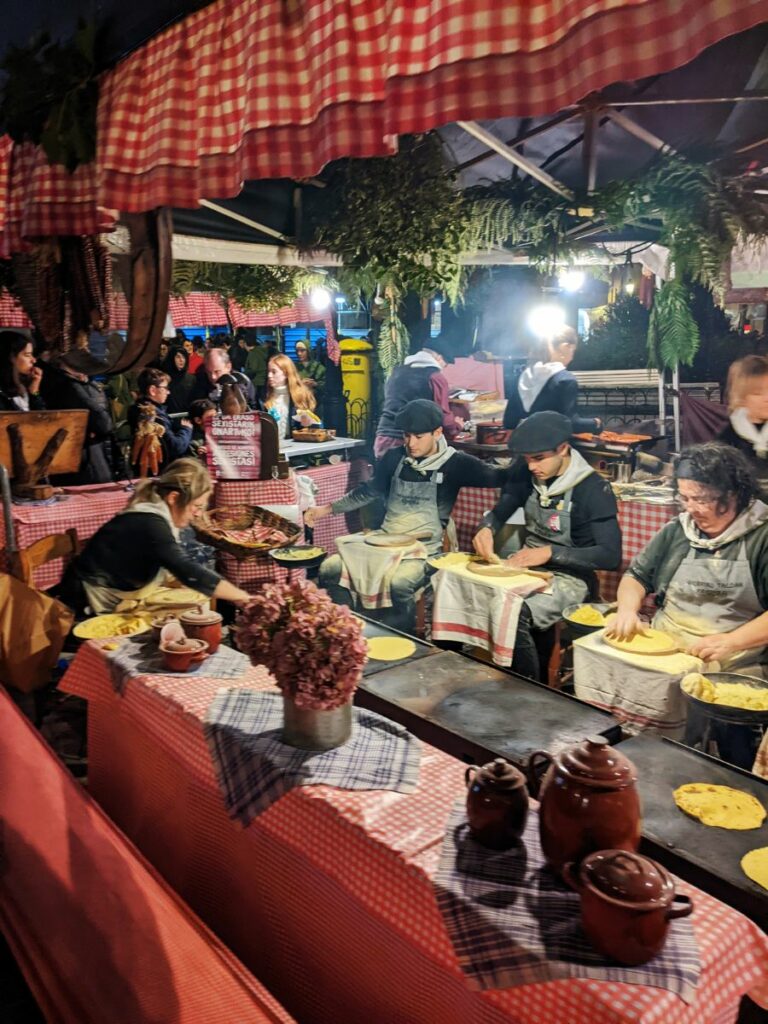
top-left (603, 627), bottom-right (677, 655)
top-left (673, 783), bottom-right (766, 830)
top-left (74, 614), bottom-right (150, 640)
top-left (366, 636), bottom-right (416, 661)
top-left (741, 847), bottom-right (768, 892)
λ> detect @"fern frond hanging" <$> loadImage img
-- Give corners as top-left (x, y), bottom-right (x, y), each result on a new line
top-left (647, 279), bottom-right (700, 370)
top-left (377, 304), bottom-right (409, 379)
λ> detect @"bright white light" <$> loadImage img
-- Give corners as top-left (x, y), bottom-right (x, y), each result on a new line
top-left (310, 287), bottom-right (331, 310)
top-left (334, 295), bottom-right (345, 306)
top-left (559, 269), bottom-right (585, 292)
top-left (433, 298), bottom-right (442, 308)
top-left (527, 304), bottom-right (567, 338)
top-left (625, 280), bottom-right (636, 295)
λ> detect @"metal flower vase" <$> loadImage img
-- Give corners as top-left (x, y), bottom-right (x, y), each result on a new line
top-left (282, 695), bottom-right (353, 751)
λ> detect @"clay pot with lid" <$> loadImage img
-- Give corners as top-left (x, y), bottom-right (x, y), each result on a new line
top-left (159, 636), bottom-right (209, 672)
top-left (465, 757), bottom-right (529, 849)
top-left (180, 607), bottom-right (223, 653)
top-left (527, 736), bottom-right (641, 874)
top-left (563, 850), bottom-right (693, 965)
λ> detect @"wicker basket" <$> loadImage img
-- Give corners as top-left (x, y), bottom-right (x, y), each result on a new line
top-left (193, 504), bottom-right (301, 560)
top-left (292, 428), bottom-right (334, 443)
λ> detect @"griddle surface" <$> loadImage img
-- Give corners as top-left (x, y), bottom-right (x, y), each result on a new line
top-left (357, 617), bottom-right (439, 678)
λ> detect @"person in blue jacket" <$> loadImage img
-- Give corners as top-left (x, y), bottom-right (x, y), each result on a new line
top-left (503, 325), bottom-right (601, 434)
top-left (128, 367), bottom-right (193, 474)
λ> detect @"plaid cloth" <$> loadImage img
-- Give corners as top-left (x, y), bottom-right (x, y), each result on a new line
top-left (337, 532), bottom-right (428, 609)
top-left (106, 636), bottom-right (250, 695)
top-left (304, 461), bottom-right (371, 556)
top-left (0, 483), bottom-right (134, 589)
top-left (203, 688), bottom-right (421, 826)
top-left (435, 800), bottom-right (700, 1002)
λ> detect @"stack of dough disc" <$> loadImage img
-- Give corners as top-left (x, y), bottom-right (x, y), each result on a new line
top-left (603, 627), bottom-right (677, 655)
top-left (366, 636), bottom-right (416, 661)
top-left (673, 783), bottom-right (766, 829)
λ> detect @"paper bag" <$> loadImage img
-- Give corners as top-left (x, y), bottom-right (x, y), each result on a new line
top-left (0, 573), bottom-right (74, 692)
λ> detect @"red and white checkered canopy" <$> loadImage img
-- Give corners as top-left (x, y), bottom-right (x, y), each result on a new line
top-left (0, 0), bottom-right (765, 253)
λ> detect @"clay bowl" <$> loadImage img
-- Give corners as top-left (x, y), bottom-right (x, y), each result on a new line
top-left (159, 638), bottom-right (209, 672)
top-left (151, 614), bottom-right (181, 643)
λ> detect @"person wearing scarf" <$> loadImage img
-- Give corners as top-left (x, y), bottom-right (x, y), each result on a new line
top-left (474, 411), bottom-right (621, 682)
top-left (717, 354), bottom-right (768, 497)
top-left (503, 326), bottom-right (600, 433)
top-left (309, 399), bottom-right (505, 633)
top-left (609, 442), bottom-right (768, 670)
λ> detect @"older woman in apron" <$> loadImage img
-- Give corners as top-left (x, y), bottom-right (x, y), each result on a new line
top-left (607, 443), bottom-right (768, 765)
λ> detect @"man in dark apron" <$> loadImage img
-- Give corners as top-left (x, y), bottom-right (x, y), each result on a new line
top-left (473, 411), bottom-right (622, 681)
top-left (310, 399), bottom-right (505, 632)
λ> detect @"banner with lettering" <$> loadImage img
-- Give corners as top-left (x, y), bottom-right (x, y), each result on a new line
top-left (205, 414), bottom-right (262, 480)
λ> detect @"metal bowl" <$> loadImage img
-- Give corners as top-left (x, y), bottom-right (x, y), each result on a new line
top-left (680, 671), bottom-right (768, 725)
top-left (269, 544), bottom-right (327, 570)
top-left (562, 602), bottom-right (614, 638)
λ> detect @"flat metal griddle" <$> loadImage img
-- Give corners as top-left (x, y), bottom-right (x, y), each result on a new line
top-left (357, 650), bottom-right (620, 766)
top-left (621, 734), bottom-right (768, 928)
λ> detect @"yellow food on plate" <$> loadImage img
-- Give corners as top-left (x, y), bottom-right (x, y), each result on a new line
top-left (681, 672), bottom-right (768, 711)
top-left (568, 605), bottom-right (606, 626)
top-left (74, 615), bottom-right (149, 640)
top-left (673, 783), bottom-right (766, 830)
top-left (603, 627), bottom-right (677, 654)
top-left (277, 547), bottom-right (324, 560)
top-left (741, 847), bottom-right (768, 892)
top-left (366, 636), bottom-right (416, 661)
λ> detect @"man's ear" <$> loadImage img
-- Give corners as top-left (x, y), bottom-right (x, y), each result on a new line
top-left (557, 441), bottom-right (571, 456)
top-left (434, 426), bottom-right (444, 440)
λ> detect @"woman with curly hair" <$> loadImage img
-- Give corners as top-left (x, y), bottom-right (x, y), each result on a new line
top-left (264, 353), bottom-right (316, 439)
top-left (607, 442), bottom-right (768, 671)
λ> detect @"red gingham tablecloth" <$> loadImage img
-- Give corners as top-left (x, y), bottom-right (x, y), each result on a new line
top-left (2, 1), bottom-right (766, 247)
top-left (61, 642), bottom-right (768, 1024)
top-left (0, 483), bottom-right (134, 589)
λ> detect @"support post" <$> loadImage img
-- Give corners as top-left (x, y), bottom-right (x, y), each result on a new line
top-left (672, 363), bottom-right (681, 452)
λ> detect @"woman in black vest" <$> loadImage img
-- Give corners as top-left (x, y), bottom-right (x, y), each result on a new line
top-left (503, 326), bottom-right (600, 433)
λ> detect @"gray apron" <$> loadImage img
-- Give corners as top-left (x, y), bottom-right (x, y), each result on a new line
top-left (519, 484), bottom-right (590, 630)
top-left (654, 540), bottom-right (766, 670)
top-left (381, 457), bottom-right (444, 557)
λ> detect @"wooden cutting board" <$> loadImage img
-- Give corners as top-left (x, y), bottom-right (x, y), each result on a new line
top-left (467, 562), bottom-right (553, 581)
top-left (364, 532), bottom-right (431, 548)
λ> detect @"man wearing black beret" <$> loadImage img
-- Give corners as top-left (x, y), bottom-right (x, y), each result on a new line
top-left (308, 399), bottom-right (504, 632)
top-left (473, 411), bottom-right (622, 681)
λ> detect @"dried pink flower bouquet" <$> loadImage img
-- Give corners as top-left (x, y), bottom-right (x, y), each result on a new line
top-left (235, 580), bottom-right (368, 710)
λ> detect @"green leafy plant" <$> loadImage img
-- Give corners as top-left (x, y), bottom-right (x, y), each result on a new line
top-left (171, 262), bottom-right (329, 313)
top-left (0, 21), bottom-right (98, 170)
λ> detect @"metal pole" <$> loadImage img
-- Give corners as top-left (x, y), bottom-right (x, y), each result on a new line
top-left (672, 363), bottom-right (681, 452)
top-left (0, 463), bottom-right (17, 559)
top-left (657, 368), bottom-right (666, 436)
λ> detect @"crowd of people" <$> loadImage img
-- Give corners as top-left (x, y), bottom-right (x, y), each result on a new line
top-left (0, 328), bottom-right (324, 484)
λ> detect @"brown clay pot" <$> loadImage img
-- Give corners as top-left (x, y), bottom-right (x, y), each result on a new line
top-left (150, 614), bottom-right (180, 643)
top-left (180, 607), bottom-right (223, 654)
top-left (527, 735), bottom-right (641, 874)
top-left (465, 757), bottom-right (529, 850)
top-left (159, 637), bottom-right (209, 672)
top-left (563, 850), bottom-right (693, 965)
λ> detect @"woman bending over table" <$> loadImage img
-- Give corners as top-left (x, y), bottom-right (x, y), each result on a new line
top-left (62, 459), bottom-right (250, 614)
top-left (607, 442), bottom-right (768, 670)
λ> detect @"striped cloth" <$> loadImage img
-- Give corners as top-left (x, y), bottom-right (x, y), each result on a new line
top-left (435, 799), bottom-right (701, 1001)
top-left (106, 636), bottom-right (250, 695)
top-left (203, 688), bottom-right (421, 826)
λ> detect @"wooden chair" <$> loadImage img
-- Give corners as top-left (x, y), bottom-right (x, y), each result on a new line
top-left (10, 529), bottom-right (80, 589)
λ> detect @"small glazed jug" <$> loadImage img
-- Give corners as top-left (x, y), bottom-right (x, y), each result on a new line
top-left (180, 607), bottom-right (223, 654)
top-left (563, 850), bottom-right (693, 965)
top-left (465, 757), bottom-right (529, 850)
top-left (527, 735), bottom-right (641, 874)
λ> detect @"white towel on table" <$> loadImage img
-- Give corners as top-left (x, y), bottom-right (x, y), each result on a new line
top-left (431, 555), bottom-right (548, 667)
top-left (336, 533), bottom-right (428, 609)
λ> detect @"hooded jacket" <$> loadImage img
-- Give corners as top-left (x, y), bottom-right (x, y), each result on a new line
top-left (376, 350), bottom-right (457, 440)
top-left (503, 363), bottom-right (599, 432)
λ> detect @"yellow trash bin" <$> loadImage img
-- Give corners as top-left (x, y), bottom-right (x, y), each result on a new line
top-left (339, 338), bottom-right (374, 438)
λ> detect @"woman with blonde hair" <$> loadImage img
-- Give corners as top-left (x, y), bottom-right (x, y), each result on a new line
top-left (265, 353), bottom-right (317, 438)
top-left (718, 354), bottom-right (768, 496)
top-left (61, 459), bottom-right (251, 614)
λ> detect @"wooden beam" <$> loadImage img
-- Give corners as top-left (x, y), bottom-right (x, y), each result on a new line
top-left (583, 109), bottom-right (598, 194)
top-left (456, 121), bottom-right (574, 199)
top-left (199, 199), bottom-right (290, 243)
top-left (454, 109), bottom-right (580, 173)
top-left (603, 108), bottom-right (678, 156)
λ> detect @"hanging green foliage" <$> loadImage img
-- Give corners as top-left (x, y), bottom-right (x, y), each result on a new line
top-left (376, 300), bottom-right (410, 379)
top-left (647, 279), bottom-right (700, 369)
top-left (0, 21), bottom-right (99, 171)
top-left (171, 261), bottom-right (329, 313)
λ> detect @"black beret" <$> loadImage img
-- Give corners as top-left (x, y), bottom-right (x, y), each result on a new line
top-left (508, 411), bottom-right (572, 454)
top-left (395, 399), bottom-right (443, 434)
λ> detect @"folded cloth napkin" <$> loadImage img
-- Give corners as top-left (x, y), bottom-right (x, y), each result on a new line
top-left (104, 636), bottom-right (250, 694)
top-left (435, 799), bottom-right (700, 1001)
top-left (430, 555), bottom-right (548, 666)
top-left (336, 532), bottom-right (428, 609)
top-left (203, 688), bottom-right (421, 826)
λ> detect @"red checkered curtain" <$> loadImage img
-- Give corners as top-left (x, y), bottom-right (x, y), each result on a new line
top-left (0, 289), bottom-right (31, 328)
top-left (0, 140), bottom-right (116, 257)
top-left (96, 0), bottom-right (766, 212)
top-left (228, 296), bottom-right (339, 361)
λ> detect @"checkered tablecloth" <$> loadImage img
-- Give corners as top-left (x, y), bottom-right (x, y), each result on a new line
top-left (303, 460), bottom-right (370, 555)
top-left (61, 641), bottom-right (768, 1024)
top-left (106, 635), bottom-right (250, 694)
top-left (204, 688), bottom-right (420, 825)
top-left (0, 482), bottom-right (135, 589)
top-left (436, 801), bottom-right (699, 1000)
